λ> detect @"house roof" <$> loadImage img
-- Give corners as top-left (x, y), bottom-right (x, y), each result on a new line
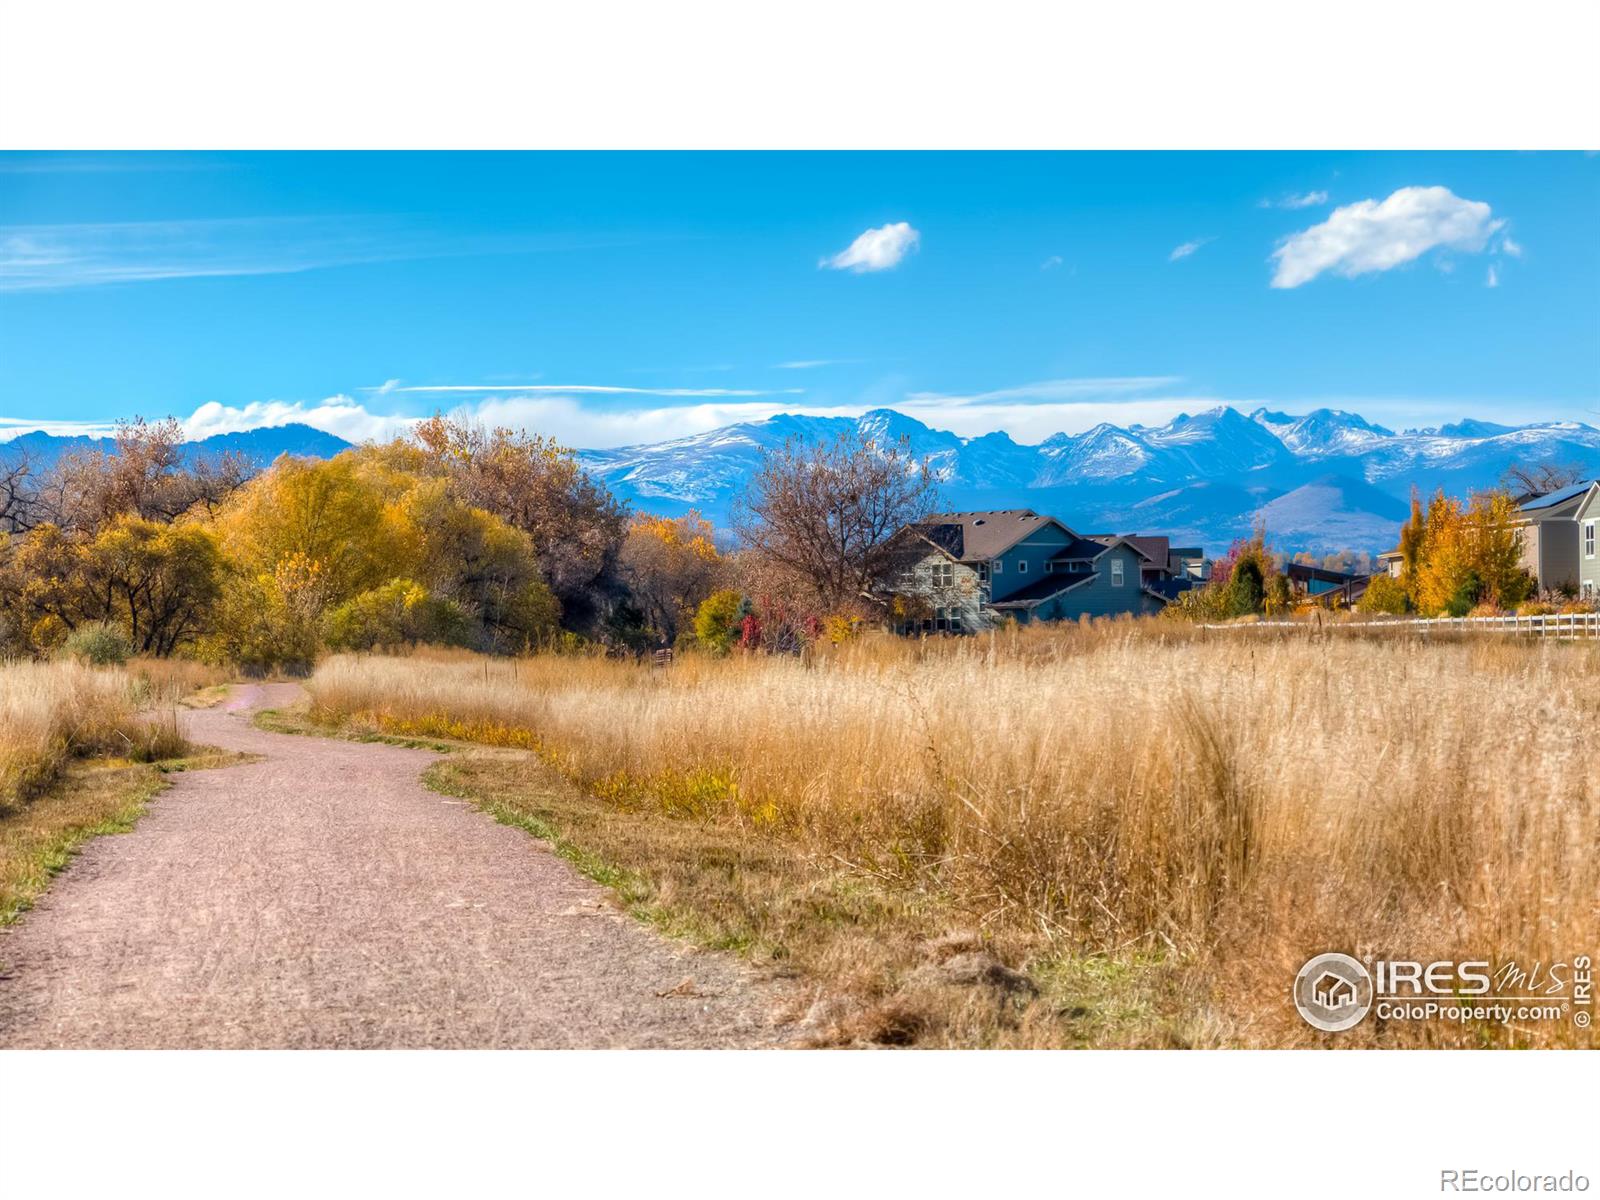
top-left (1050, 534), bottom-right (1117, 562)
top-left (1142, 578), bottom-right (1193, 603)
top-left (1518, 480), bottom-right (1596, 515)
top-left (1376, 548), bottom-right (1403, 561)
top-left (988, 573), bottom-right (1095, 609)
top-left (1285, 562), bottom-right (1365, 586)
top-left (1089, 533), bottom-right (1169, 564)
top-left (914, 509), bottom-right (1073, 562)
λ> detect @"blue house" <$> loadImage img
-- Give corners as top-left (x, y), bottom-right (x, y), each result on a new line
top-left (885, 509), bottom-right (1192, 632)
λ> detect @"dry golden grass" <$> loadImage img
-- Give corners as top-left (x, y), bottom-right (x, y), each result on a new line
top-left (0, 661), bottom-right (188, 812)
top-left (306, 624), bottom-right (1600, 1047)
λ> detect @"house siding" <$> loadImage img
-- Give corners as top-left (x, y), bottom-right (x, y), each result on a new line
top-left (989, 525), bottom-right (1074, 602)
top-left (1023, 545), bottom-right (1149, 622)
top-left (1577, 488), bottom-right (1600, 600)
top-left (1538, 519), bottom-right (1581, 592)
top-left (897, 550), bottom-right (990, 631)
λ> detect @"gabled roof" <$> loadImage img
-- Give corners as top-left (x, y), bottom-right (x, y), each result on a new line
top-left (1051, 534), bottom-right (1117, 562)
top-left (988, 572), bottom-right (1096, 609)
top-left (1089, 533), bottom-right (1170, 564)
top-left (912, 509), bottom-right (1076, 562)
top-left (1518, 480), bottom-right (1596, 516)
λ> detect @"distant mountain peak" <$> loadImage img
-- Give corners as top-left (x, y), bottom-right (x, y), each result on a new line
top-left (576, 403), bottom-right (1600, 553)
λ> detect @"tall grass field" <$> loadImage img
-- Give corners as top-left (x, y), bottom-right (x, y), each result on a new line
top-left (306, 626), bottom-right (1599, 1047)
top-left (0, 662), bottom-right (189, 812)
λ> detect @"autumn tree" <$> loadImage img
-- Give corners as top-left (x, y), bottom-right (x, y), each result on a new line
top-left (732, 433), bottom-right (942, 613)
top-left (0, 446), bottom-right (45, 534)
top-left (1406, 487), bottom-right (1532, 616)
top-left (47, 417), bottom-right (246, 532)
top-left (0, 516), bottom-right (223, 656)
top-left (618, 510), bottom-right (726, 643)
top-left (410, 417), bottom-right (628, 628)
top-left (1464, 490), bottom-right (1533, 609)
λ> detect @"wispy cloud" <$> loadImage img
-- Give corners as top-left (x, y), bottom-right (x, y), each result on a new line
top-left (774, 359), bottom-right (856, 370)
top-left (1270, 186), bottom-right (1504, 289)
top-left (820, 222), bottom-right (920, 273)
top-left (1500, 234), bottom-right (1523, 258)
top-left (906, 377), bottom-right (1184, 408)
top-left (1486, 265), bottom-right (1500, 288)
top-left (1169, 238), bottom-right (1213, 262)
top-left (0, 217), bottom-right (655, 292)
top-left (0, 154), bottom-right (226, 175)
top-left (1040, 255), bottom-right (1064, 270)
top-left (1259, 190), bottom-right (1330, 210)
top-left (385, 383), bottom-right (804, 397)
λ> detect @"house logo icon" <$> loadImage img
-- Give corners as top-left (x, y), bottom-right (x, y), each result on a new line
top-left (1294, 952), bottom-right (1374, 1032)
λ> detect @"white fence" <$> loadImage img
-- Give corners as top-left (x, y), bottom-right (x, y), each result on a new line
top-left (1201, 612), bottom-right (1600, 640)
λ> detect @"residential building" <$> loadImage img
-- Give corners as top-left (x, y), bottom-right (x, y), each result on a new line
top-left (1574, 482), bottom-right (1600, 600)
top-left (885, 509), bottom-right (1194, 632)
top-left (1376, 548), bottom-right (1404, 579)
top-left (1513, 480), bottom-right (1596, 593)
top-left (1284, 561), bottom-right (1369, 607)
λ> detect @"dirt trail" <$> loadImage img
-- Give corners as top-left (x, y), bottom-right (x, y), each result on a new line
top-left (0, 684), bottom-right (792, 1048)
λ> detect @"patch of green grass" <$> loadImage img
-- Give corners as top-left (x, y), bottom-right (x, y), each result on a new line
top-left (254, 706), bottom-right (461, 753)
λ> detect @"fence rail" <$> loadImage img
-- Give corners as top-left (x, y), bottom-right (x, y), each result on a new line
top-left (1201, 612), bottom-right (1600, 640)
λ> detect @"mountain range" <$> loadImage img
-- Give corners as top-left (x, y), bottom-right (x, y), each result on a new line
top-left (1, 424), bottom-right (353, 470)
top-left (578, 406), bottom-right (1600, 553)
top-left (6, 408), bottom-right (1598, 554)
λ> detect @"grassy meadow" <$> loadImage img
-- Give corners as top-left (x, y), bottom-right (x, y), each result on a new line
top-left (0, 658), bottom-right (238, 924)
top-left (304, 624), bottom-right (1600, 1048)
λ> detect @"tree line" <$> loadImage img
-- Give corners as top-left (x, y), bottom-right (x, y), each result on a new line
top-left (0, 417), bottom-right (942, 667)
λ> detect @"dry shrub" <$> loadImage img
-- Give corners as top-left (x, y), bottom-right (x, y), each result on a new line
top-left (308, 626), bottom-right (1599, 1046)
top-left (0, 660), bottom-right (189, 811)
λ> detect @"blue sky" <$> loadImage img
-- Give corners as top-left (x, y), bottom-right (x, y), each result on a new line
top-left (1, 151), bottom-right (1596, 448)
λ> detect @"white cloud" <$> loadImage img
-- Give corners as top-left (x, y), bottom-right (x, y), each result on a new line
top-left (181, 396), bottom-right (411, 443)
top-left (1169, 238), bottom-right (1212, 261)
top-left (1500, 234), bottom-right (1523, 257)
top-left (774, 359), bottom-right (854, 370)
top-left (1270, 186), bottom-right (1505, 289)
top-left (819, 222), bottom-right (920, 273)
top-left (1040, 255), bottom-right (1064, 270)
top-left (1261, 190), bottom-right (1329, 209)
top-left (1486, 265), bottom-right (1500, 288)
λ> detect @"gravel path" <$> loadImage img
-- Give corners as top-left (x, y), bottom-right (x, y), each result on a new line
top-left (0, 684), bottom-right (792, 1048)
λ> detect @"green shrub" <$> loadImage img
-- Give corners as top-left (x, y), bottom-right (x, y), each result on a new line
top-left (693, 589), bottom-right (747, 653)
top-left (62, 621), bottom-right (132, 666)
top-left (1356, 574), bottom-right (1408, 615)
top-left (324, 579), bottom-right (475, 652)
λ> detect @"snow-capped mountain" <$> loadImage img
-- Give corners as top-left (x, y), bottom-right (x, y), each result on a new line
top-left (580, 405), bottom-right (1600, 553)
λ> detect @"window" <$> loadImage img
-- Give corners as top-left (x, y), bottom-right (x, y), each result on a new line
top-left (1111, 559), bottom-right (1125, 587)
top-left (976, 562), bottom-right (989, 583)
top-left (930, 560), bottom-right (954, 588)
top-left (1017, 559), bottom-right (1029, 574)
top-left (992, 560), bottom-right (1002, 575)
top-left (1586, 522), bottom-right (1596, 559)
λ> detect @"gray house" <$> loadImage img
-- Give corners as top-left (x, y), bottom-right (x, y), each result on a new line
top-left (1514, 480), bottom-right (1597, 594)
top-left (885, 509), bottom-right (1187, 632)
top-left (1574, 482), bottom-right (1600, 601)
